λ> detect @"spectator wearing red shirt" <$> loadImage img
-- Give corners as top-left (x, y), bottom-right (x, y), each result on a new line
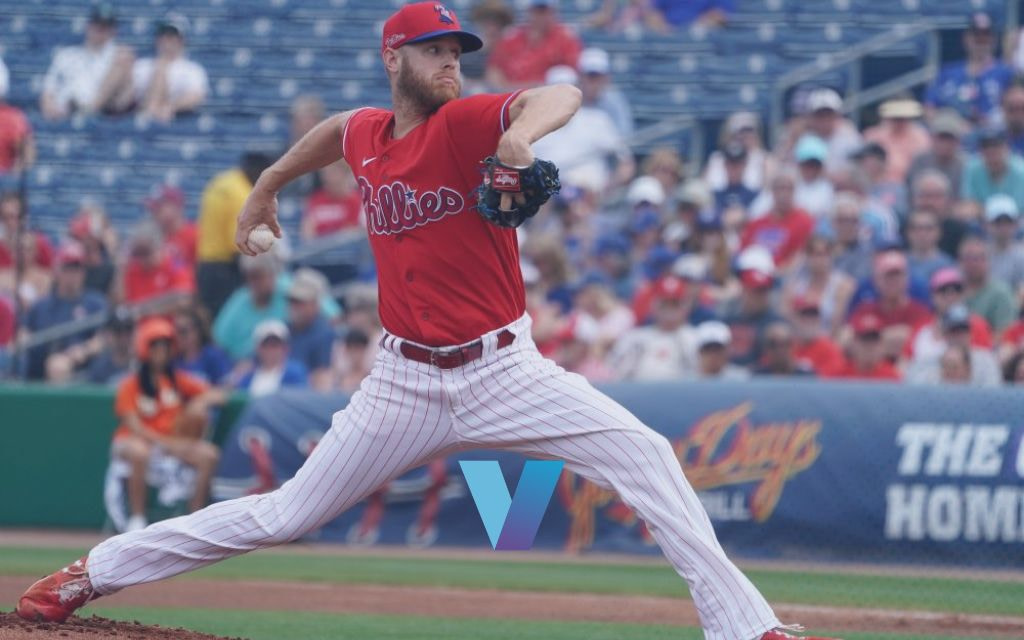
top-left (0, 292), bottom-right (14, 348)
top-left (824, 312), bottom-right (902, 381)
top-left (999, 314), bottom-right (1024, 364)
top-left (146, 184), bottom-right (196, 269)
top-left (0, 58), bottom-right (35, 175)
top-left (486, 0), bottom-right (581, 90)
top-left (791, 297), bottom-right (844, 374)
top-left (848, 251), bottom-right (933, 358)
top-left (740, 172), bottom-right (814, 269)
top-left (301, 160), bottom-right (363, 240)
top-left (121, 223), bottom-right (194, 306)
top-left (0, 192), bottom-right (53, 270)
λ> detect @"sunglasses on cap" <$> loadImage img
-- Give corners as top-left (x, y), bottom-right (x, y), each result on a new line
top-left (934, 283), bottom-right (964, 294)
top-left (856, 331), bottom-right (881, 341)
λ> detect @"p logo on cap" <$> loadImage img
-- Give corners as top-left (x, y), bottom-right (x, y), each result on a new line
top-left (381, 2), bottom-right (483, 54)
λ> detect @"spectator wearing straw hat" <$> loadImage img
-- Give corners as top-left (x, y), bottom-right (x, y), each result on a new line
top-left (864, 97), bottom-right (931, 183)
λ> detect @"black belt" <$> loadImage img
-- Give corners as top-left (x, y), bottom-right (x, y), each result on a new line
top-left (393, 329), bottom-right (516, 369)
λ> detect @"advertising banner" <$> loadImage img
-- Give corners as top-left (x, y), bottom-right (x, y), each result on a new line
top-left (211, 381), bottom-right (1024, 565)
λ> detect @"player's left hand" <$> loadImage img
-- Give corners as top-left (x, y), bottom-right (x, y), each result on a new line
top-left (235, 186), bottom-right (283, 256)
top-left (495, 131), bottom-right (535, 210)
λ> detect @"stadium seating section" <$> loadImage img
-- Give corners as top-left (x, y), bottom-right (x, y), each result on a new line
top-left (0, 0), bottom-right (1008, 242)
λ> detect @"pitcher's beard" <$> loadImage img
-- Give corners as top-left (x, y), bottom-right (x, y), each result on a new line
top-left (397, 65), bottom-right (460, 115)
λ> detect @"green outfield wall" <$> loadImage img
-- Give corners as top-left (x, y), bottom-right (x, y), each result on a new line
top-left (0, 385), bottom-right (246, 528)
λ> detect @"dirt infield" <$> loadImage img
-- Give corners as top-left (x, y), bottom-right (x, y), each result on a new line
top-left (0, 612), bottom-right (241, 640)
top-left (3, 576), bottom-right (1024, 639)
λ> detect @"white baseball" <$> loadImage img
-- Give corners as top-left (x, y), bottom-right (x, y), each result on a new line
top-left (247, 224), bottom-right (276, 254)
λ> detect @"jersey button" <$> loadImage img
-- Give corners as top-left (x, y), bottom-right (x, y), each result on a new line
top-left (395, 235), bottom-right (403, 243)
top-left (406, 272), bottom-right (414, 282)
top-left (382, 153), bottom-right (390, 162)
top-left (421, 312), bottom-right (430, 320)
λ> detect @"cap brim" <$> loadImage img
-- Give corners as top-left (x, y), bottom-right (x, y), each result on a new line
top-left (404, 30), bottom-right (483, 53)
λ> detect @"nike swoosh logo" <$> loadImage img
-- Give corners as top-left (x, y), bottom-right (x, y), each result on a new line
top-left (362, 157), bottom-right (377, 167)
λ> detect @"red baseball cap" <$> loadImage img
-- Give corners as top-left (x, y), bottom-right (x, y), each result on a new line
top-left (851, 312), bottom-right (883, 336)
top-left (382, 2), bottom-right (483, 54)
top-left (144, 184), bottom-right (185, 211)
top-left (930, 266), bottom-right (964, 290)
top-left (740, 269), bottom-right (773, 290)
top-left (55, 242), bottom-right (86, 267)
top-left (652, 275), bottom-right (689, 302)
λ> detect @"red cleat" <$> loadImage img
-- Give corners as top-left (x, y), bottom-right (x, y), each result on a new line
top-left (761, 628), bottom-right (843, 640)
top-left (16, 556), bottom-right (100, 623)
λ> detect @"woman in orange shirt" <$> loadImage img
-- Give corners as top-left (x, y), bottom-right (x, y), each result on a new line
top-left (113, 317), bottom-right (225, 531)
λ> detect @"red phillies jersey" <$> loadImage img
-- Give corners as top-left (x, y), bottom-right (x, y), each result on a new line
top-left (342, 92), bottom-right (524, 346)
top-left (739, 208), bottom-right (814, 268)
top-left (305, 189), bottom-right (363, 236)
top-left (123, 255), bottom-right (195, 304)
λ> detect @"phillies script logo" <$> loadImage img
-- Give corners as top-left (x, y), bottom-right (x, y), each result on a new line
top-left (358, 176), bottom-right (465, 236)
top-left (557, 402), bottom-right (821, 551)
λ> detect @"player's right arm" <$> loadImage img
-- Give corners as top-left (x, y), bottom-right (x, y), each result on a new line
top-left (234, 109), bottom-right (360, 255)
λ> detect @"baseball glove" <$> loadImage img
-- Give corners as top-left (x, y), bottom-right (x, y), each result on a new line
top-left (474, 156), bottom-right (561, 228)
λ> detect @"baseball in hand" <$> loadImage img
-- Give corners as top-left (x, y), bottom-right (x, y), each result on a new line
top-left (247, 224), bottom-right (276, 254)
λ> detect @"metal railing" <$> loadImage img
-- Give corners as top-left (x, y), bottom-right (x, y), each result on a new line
top-left (771, 22), bottom-right (941, 145)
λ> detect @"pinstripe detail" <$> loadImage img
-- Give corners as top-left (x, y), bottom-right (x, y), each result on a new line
top-left (85, 313), bottom-right (779, 639)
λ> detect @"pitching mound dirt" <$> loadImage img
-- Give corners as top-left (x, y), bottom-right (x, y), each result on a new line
top-left (0, 612), bottom-right (242, 640)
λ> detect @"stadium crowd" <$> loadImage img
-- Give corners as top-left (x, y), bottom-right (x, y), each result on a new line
top-left (4, 1), bottom-right (1024, 405)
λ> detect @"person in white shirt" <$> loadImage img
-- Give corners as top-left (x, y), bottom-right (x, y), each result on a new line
top-left (40, 3), bottom-right (136, 119)
top-left (532, 65), bottom-right (634, 193)
top-left (693, 321), bottom-right (750, 380)
top-left (608, 275), bottom-right (698, 381)
top-left (132, 14), bottom-right (209, 122)
top-left (906, 303), bottom-right (1001, 387)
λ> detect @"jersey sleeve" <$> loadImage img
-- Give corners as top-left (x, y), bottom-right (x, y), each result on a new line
top-left (441, 91), bottom-right (523, 158)
top-left (340, 107), bottom-right (372, 167)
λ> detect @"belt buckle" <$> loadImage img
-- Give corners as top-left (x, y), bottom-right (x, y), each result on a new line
top-left (430, 346), bottom-right (462, 367)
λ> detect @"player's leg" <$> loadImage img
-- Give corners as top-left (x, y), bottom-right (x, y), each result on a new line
top-left (19, 350), bottom-right (456, 621)
top-left (454, 345), bottom-right (780, 640)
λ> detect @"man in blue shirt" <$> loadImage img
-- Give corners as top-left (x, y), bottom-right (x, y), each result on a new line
top-left (925, 13), bottom-right (1013, 125)
top-left (286, 268), bottom-right (336, 391)
top-left (1001, 83), bottom-right (1024, 156)
top-left (653, 0), bottom-right (734, 29)
top-left (22, 242), bottom-right (108, 380)
top-left (713, 143), bottom-right (759, 215)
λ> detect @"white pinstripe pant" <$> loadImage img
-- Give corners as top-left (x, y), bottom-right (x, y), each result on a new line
top-left (88, 314), bottom-right (780, 640)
